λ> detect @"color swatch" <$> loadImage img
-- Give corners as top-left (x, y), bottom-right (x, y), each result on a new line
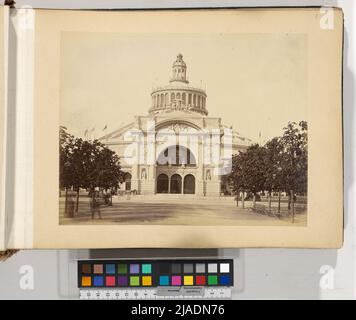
top-left (78, 259), bottom-right (233, 288)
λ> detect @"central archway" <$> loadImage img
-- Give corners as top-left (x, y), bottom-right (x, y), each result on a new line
top-left (170, 174), bottom-right (182, 194)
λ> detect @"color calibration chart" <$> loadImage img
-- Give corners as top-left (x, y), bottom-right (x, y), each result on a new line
top-left (78, 259), bottom-right (234, 299)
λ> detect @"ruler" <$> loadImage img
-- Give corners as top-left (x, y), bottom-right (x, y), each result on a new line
top-left (79, 287), bottom-right (232, 300)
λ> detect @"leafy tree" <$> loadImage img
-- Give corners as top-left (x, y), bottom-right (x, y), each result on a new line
top-left (88, 142), bottom-right (123, 205)
top-left (263, 137), bottom-right (284, 213)
top-left (280, 121), bottom-right (308, 213)
top-left (59, 126), bottom-right (75, 215)
top-left (229, 121), bottom-right (307, 218)
top-left (242, 145), bottom-right (267, 209)
top-left (59, 128), bottom-right (123, 214)
top-left (230, 152), bottom-right (246, 207)
top-left (230, 144), bottom-right (266, 209)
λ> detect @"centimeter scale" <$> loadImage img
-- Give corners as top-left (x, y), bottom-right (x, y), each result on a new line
top-left (79, 287), bottom-right (232, 300)
top-left (78, 259), bottom-right (234, 300)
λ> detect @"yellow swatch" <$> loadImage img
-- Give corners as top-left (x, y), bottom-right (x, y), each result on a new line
top-left (184, 276), bottom-right (193, 286)
top-left (142, 276), bottom-right (152, 286)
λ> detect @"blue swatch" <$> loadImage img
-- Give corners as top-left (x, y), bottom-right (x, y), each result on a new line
top-left (105, 264), bottom-right (115, 274)
top-left (93, 276), bottom-right (104, 286)
top-left (159, 275), bottom-right (169, 286)
top-left (219, 275), bottom-right (230, 286)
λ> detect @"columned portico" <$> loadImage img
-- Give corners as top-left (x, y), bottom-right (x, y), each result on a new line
top-left (156, 167), bottom-right (197, 195)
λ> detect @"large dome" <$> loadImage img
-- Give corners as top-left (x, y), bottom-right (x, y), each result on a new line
top-left (149, 54), bottom-right (208, 116)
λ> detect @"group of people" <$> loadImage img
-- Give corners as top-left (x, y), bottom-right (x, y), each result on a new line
top-left (64, 190), bottom-right (115, 220)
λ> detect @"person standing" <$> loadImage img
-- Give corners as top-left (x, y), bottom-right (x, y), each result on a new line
top-left (90, 192), bottom-right (102, 219)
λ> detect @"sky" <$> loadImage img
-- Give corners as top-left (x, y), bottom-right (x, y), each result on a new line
top-left (60, 32), bottom-right (307, 143)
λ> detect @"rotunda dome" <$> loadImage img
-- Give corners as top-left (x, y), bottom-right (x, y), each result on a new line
top-left (149, 54), bottom-right (208, 116)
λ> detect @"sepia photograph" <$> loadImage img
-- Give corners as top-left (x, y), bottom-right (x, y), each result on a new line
top-left (59, 32), bottom-right (308, 226)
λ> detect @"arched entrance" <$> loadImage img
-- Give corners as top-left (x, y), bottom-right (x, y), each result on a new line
top-left (170, 174), bottom-right (182, 194)
top-left (184, 174), bottom-right (195, 194)
top-left (124, 172), bottom-right (132, 191)
top-left (157, 174), bottom-right (169, 193)
top-left (155, 144), bottom-right (197, 195)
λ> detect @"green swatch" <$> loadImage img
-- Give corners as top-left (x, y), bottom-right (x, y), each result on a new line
top-left (208, 275), bottom-right (218, 285)
top-left (118, 264), bottom-right (128, 274)
top-left (130, 276), bottom-right (140, 286)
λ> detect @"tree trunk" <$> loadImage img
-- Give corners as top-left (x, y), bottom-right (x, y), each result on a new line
top-left (288, 191), bottom-right (291, 210)
top-left (64, 188), bottom-right (68, 216)
top-left (253, 193), bottom-right (256, 209)
top-left (75, 187), bottom-right (80, 213)
top-left (268, 191), bottom-right (271, 213)
top-left (291, 189), bottom-right (295, 223)
top-left (236, 191), bottom-right (239, 207)
top-left (242, 191), bottom-right (245, 209)
top-left (278, 191), bottom-right (281, 213)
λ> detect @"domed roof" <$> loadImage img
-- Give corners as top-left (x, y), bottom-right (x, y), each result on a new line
top-left (150, 54), bottom-right (208, 116)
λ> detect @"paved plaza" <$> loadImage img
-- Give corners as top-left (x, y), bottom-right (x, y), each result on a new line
top-left (59, 195), bottom-right (307, 226)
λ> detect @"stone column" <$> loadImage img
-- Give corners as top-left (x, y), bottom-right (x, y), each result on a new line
top-left (196, 140), bottom-right (205, 196)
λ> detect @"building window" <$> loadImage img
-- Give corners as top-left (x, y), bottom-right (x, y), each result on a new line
top-left (188, 93), bottom-right (192, 105)
top-left (182, 93), bottom-right (186, 104)
top-left (157, 145), bottom-right (196, 166)
top-left (171, 92), bottom-right (175, 102)
top-left (193, 94), bottom-right (196, 106)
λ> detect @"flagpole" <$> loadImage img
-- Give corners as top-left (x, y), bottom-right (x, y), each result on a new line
top-left (102, 124), bottom-right (108, 142)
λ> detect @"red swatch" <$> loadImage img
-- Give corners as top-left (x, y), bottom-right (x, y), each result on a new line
top-left (196, 275), bottom-right (206, 285)
top-left (106, 276), bottom-right (116, 286)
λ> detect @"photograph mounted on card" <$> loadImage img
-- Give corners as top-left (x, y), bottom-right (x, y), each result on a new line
top-left (20, 8), bottom-right (343, 248)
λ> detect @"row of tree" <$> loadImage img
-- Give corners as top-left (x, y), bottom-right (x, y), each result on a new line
top-left (60, 126), bottom-right (123, 213)
top-left (229, 121), bottom-right (307, 217)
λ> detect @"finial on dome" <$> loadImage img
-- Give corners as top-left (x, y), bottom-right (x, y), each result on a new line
top-left (171, 53), bottom-right (188, 83)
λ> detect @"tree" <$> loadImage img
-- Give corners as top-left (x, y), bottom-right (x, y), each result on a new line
top-left (70, 138), bottom-right (95, 212)
top-left (242, 145), bottom-right (267, 209)
top-left (230, 144), bottom-right (266, 209)
top-left (263, 137), bottom-right (284, 213)
top-left (59, 128), bottom-right (123, 214)
top-left (230, 152), bottom-right (246, 207)
top-left (280, 121), bottom-right (308, 216)
top-left (88, 142), bottom-right (123, 205)
top-left (229, 121), bottom-right (308, 218)
top-left (59, 126), bottom-right (75, 216)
